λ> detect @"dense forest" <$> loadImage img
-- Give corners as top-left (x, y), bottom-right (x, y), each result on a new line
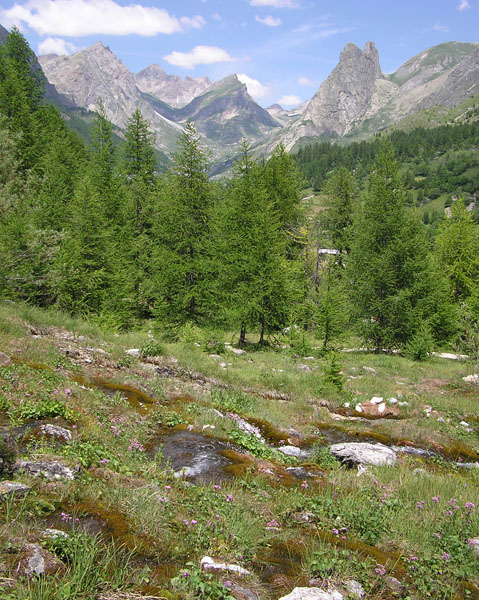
top-left (1, 28), bottom-right (479, 357)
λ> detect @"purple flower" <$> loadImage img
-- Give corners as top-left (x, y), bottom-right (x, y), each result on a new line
top-left (375, 564), bottom-right (386, 576)
top-left (442, 552), bottom-right (450, 561)
top-left (191, 519), bottom-right (198, 525)
top-left (100, 458), bottom-right (110, 464)
top-left (433, 532), bottom-right (441, 539)
top-left (332, 528), bottom-right (339, 535)
top-left (225, 494), bottom-right (233, 503)
top-left (465, 502), bottom-right (475, 510)
top-left (431, 496), bottom-right (440, 503)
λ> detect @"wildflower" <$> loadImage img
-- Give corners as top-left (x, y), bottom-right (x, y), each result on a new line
top-left (165, 485), bottom-right (171, 490)
top-left (111, 425), bottom-right (121, 436)
top-left (301, 482), bottom-right (309, 488)
top-left (375, 564), bottom-right (386, 576)
top-left (128, 438), bottom-right (145, 452)
top-left (266, 519), bottom-right (280, 528)
top-left (183, 520), bottom-right (189, 526)
top-left (191, 519), bottom-right (198, 525)
top-left (25, 393), bottom-right (30, 397)
top-left (332, 528), bottom-right (339, 535)
top-left (52, 389), bottom-right (59, 395)
top-left (417, 501), bottom-right (425, 509)
top-left (431, 496), bottom-right (440, 503)
top-left (226, 494), bottom-right (233, 503)
top-left (65, 388), bottom-right (72, 395)
top-left (214, 485), bottom-right (221, 490)
top-left (442, 552), bottom-right (450, 561)
top-left (184, 571), bottom-right (189, 579)
top-left (465, 502), bottom-right (475, 510)
top-left (433, 532), bottom-right (441, 539)
top-left (72, 425), bottom-right (77, 429)
top-left (100, 458), bottom-right (110, 464)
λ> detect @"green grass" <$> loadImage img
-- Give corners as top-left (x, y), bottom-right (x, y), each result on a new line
top-left (1, 301), bottom-right (478, 599)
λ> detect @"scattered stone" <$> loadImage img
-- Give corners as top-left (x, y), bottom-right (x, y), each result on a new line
top-left (362, 366), bottom-right (376, 374)
top-left (209, 354), bottom-right (222, 360)
top-left (434, 352), bottom-right (468, 360)
top-left (229, 413), bottom-right (264, 440)
top-left (286, 466), bottom-right (316, 478)
top-left (14, 543), bottom-right (63, 577)
top-left (387, 397), bottom-right (398, 404)
top-left (330, 442), bottom-right (397, 467)
top-left (355, 400), bottom-right (399, 418)
top-left (292, 510), bottom-right (314, 523)
top-left (370, 396), bottom-right (383, 404)
top-left (303, 356), bottom-right (315, 361)
top-left (219, 362), bottom-right (228, 368)
top-left (278, 588), bottom-right (341, 600)
top-left (398, 401), bottom-right (409, 407)
top-left (344, 580), bottom-right (365, 599)
top-left (125, 349), bottom-right (140, 358)
top-left (467, 538), bottom-right (479, 557)
top-left (384, 576), bottom-right (405, 595)
top-left (0, 351), bottom-right (11, 366)
top-left (200, 556), bottom-right (250, 576)
top-left (459, 420), bottom-right (470, 427)
top-left (37, 424), bottom-right (72, 443)
top-left (297, 364), bottom-right (311, 372)
top-left (223, 581), bottom-right (259, 600)
top-left (229, 347), bottom-right (247, 356)
top-left (14, 459), bottom-right (79, 480)
top-left (42, 528), bottom-right (69, 539)
top-left (412, 468), bottom-right (429, 477)
top-left (277, 446), bottom-right (310, 459)
top-left (0, 481), bottom-right (31, 501)
top-left (463, 374), bottom-right (479, 384)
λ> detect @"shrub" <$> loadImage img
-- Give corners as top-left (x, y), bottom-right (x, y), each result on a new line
top-left (140, 340), bottom-right (165, 358)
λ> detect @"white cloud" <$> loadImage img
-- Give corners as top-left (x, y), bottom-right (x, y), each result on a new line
top-left (0, 0), bottom-right (205, 37)
top-left (164, 46), bottom-right (235, 69)
top-left (298, 76), bottom-right (316, 86)
top-left (38, 36), bottom-right (78, 54)
top-left (255, 15), bottom-right (282, 26)
top-left (432, 21), bottom-right (449, 32)
top-left (277, 94), bottom-right (302, 106)
top-left (237, 73), bottom-right (270, 99)
top-left (458, 0), bottom-right (470, 10)
top-left (212, 12), bottom-right (222, 21)
top-left (250, 0), bottom-right (299, 7)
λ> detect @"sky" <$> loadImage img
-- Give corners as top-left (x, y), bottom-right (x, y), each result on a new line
top-left (0, 0), bottom-right (477, 108)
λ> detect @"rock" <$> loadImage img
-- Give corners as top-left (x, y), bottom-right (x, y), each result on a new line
top-left (297, 364), bottom-right (311, 372)
top-left (14, 459), bottom-right (79, 480)
top-left (344, 580), bottom-right (366, 599)
top-left (200, 556), bottom-right (250, 576)
top-left (355, 400), bottom-right (399, 418)
top-left (209, 354), bottom-right (222, 360)
top-left (15, 543), bottom-right (63, 577)
top-left (286, 466), bottom-right (316, 478)
top-left (468, 538), bottom-right (479, 557)
top-left (0, 351), bottom-right (11, 366)
top-left (0, 481), bottom-right (31, 501)
top-left (384, 576), bottom-right (405, 595)
top-left (462, 374), bottom-right (479, 384)
top-left (229, 347), bottom-right (247, 356)
top-left (223, 581), bottom-right (259, 600)
top-left (37, 424), bottom-right (72, 443)
top-left (42, 528), bottom-right (69, 539)
top-left (370, 396), bottom-right (384, 404)
top-left (229, 413), bottom-right (264, 440)
top-left (292, 510), bottom-right (314, 523)
top-left (330, 442), bottom-right (397, 466)
top-left (277, 446), bottom-right (310, 459)
top-left (362, 366), bottom-right (376, 373)
top-left (278, 588), bottom-right (341, 600)
top-left (125, 349), bottom-right (140, 357)
top-left (387, 397), bottom-right (398, 404)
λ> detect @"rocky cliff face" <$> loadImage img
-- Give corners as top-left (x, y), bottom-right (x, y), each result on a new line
top-left (136, 64), bottom-right (211, 107)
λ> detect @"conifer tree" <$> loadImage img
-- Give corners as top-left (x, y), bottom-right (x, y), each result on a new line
top-left (325, 166), bottom-right (356, 255)
top-left (213, 141), bottom-right (291, 345)
top-left (346, 142), bottom-right (454, 350)
top-left (152, 121), bottom-right (212, 325)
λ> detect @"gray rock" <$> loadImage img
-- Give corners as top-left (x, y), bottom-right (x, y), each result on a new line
top-left (15, 543), bottom-right (63, 577)
top-left (384, 576), bottom-right (405, 595)
top-left (42, 528), bottom-right (69, 539)
top-left (468, 538), bottom-right (479, 557)
top-left (228, 346), bottom-right (247, 355)
top-left (330, 442), bottom-right (397, 466)
top-left (297, 364), bottom-right (311, 372)
top-left (0, 481), bottom-right (31, 501)
top-left (15, 459), bottom-right (79, 480)
top-left (0, 351), bottom-right (11, 366)
top-left (200, 555), bottom-right (250, 575)
top-left (38, 424), bottom-right (72, 443)
top-left (125, 348), bottom-right (140, 357)
top-left (344, 580), bottom-right (366, 599)
top-left (413, 468), bottom-right (429, 476)
top-left (362, 366), bottom-right (376, 373)
top-left (279, 588), bottom-right (342, 600)
top-left (278, 445), bottom-right (310, 459)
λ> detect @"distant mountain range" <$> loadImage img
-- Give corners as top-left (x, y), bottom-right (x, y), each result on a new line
top-left (2, 24), bottom-right (478, 169)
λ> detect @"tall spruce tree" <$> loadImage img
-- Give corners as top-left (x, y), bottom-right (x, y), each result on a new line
top-left (346, 142), bottom-right (454, 351)
top-left (325, 166), bottom-right (356, 256)
top-left (152, 120), bottom-right (212, 325)
top-left (213, 141), bottom-right (291, 345)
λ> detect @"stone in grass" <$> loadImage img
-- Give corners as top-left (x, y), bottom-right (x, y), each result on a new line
top-left (463, 374), bottom-right (479, 384)
top-left (330, 442), bottom-right (397, 467)
top-left (125, 348), bottom-right (140, 357)
top-left (384, 576), bottom-right (405, 595)
top-left (14, 459), bottom-right (79, 480)
top-left (468, 538), bottom-right (479, 557)
top-left (42, 528), bottom-right (69, 539)
top-left (297, 364), bottom-right (311, 372)
top-left (200, 556), bottom-right (250, 576)
top-left (344, 580), bottom-right (366, 599)
top-left (278, 588), bottom-right (343, 600)
top-left (14, 543), bottom-right (63, 577)
top-left (36, 424), bottom-right (72, 443)
top-left (223, 581), bottom-right (259, 600)
top-left (277, 446), bottom-right (311, 459)
top-left (0, 351), bottom-right (11, 366)
top-left (0, 481), bottom-right (31, 501)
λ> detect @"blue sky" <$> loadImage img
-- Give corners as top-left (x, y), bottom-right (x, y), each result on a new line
top-left (0, 0), bottom-right (477, 107)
